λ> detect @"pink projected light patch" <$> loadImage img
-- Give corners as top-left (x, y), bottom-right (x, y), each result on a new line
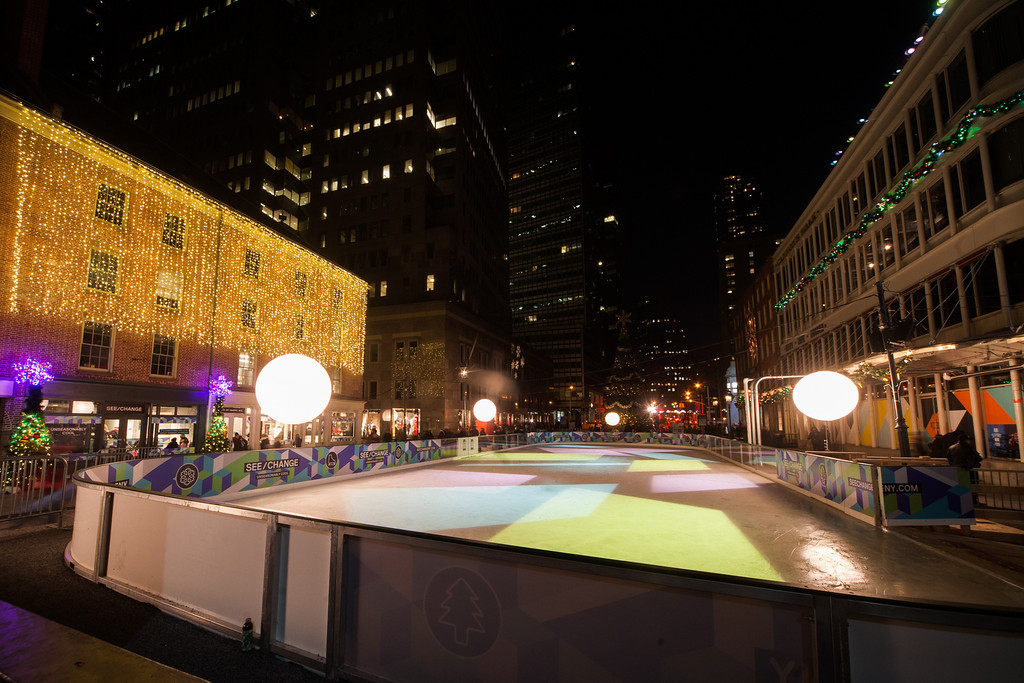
top-left (357, 469), bottom-right (537, 488)
top-left (650, 473), bottom-right (760, 493)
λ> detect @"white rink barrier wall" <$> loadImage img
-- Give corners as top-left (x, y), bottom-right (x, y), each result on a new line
top-left (67, 433), bottom-right (1023, 681)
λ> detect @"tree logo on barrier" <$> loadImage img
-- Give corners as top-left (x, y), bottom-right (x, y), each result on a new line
top-left (175, 463), bottom-right (199, 490)
top-left (424, 566), bottom-right (501, 657)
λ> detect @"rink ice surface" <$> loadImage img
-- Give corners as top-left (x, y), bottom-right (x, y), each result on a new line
top-left (220, 443), bottom-right (1024, 608)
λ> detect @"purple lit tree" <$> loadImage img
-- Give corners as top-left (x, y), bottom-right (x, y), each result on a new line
top-left (5, 359), bottom-right (55, 489)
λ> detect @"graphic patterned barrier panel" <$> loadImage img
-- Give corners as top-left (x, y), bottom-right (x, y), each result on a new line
top-left (776, 450), bottom-right (876, 521)
top-left (879, 465), bottom-right (975, 526)
top-left (79, 440), bottom-right (455, 497)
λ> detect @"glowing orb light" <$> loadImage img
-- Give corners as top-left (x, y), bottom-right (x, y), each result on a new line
top-left (792, 371), bottom-right (860, 421)
top-left (605, 411), bottom-right (621, 426)
top-left (255, 354), bottom-right (332, 424)
top-left (473, 398), bottom-right (496, 422)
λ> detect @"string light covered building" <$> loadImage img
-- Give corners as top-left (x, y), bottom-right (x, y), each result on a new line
top-left (766, 0), bottom-right (1024, 458)
top-left (0, 95), bottom-right (367, 451)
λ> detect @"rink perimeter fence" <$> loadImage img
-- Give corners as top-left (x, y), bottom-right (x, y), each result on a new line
top-left (53, 432), bottom-right (1024, 681)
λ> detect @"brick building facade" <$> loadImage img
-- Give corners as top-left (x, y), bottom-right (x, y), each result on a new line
top-left (0, 96), bottom-right (366, 452)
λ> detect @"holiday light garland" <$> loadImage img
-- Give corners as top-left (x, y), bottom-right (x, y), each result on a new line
top-left (734, 385), bottom-right (793, 407)
top-left (775, 86), bottom-right (1024, 312)
top-left (846, 357), bottom-right (911, 385)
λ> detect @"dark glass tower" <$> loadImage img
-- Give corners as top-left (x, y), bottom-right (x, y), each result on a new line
top-left (507, 15), bottom-right (618, 426)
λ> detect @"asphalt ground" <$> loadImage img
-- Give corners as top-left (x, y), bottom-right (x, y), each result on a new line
top-left (0, 520), bottom-right (323, 682)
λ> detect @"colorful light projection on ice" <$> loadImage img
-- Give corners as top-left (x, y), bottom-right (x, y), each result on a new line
top-left (224, 444), bottom-right (783, 583)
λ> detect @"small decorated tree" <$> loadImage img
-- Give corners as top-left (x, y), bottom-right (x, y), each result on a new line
top-left (5, 359), bottom-right (55, 490)
top-left (203, 375), bottom-right (233, 453)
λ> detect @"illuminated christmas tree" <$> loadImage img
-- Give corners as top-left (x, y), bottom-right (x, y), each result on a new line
top-left (603, 314), bottom-right (651, 431)
top-left (5, 359), bottom-right (54, 489)
top-left (203, 375), bottom-right (233, 453)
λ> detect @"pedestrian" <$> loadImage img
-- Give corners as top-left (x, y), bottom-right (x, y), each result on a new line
top-left (369, 426), bottom-right (379, 441)
top-left (930, 430), bottom-right (961, 460)
top-left (232, 432), bottom-right (245, 451)
top-left (164, 438), bottom-right (179, 453)
top-left (947, 433), bottom-right (982, 484)
top-left (180, 436), bottom-right (190, 450)
top-left (809, 426), bottom-right (825, 451)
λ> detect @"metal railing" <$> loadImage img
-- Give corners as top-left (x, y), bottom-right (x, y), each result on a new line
top-left (976, 468), bottom-right (1024, 511)
top-left (0, 449), bottom-right (166, 527)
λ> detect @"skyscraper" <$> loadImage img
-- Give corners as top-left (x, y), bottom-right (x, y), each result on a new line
top-left (715, 175), bottom-right (777, 318)
top-left (507, 15), bottom-right (619, 427)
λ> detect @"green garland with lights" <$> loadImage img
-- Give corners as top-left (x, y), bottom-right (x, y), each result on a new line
top-left (846, 357), bottom-right (911, 385)
top-left (734, 385), bottom-right (793, 407)
top-left (775, 86), bottom-right (1024, 311)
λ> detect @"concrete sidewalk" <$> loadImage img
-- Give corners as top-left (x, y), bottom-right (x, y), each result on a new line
top-left (0, 598), bottom-right (205, 682)
top-left (0, 522), bottom-right (322, 683)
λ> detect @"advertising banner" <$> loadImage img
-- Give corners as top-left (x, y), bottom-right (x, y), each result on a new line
top-left (81, 439), bottom-right (455, 498)
top-left (776, 450), bottom-right (876, 521)
top-left (879, 465), bottom-right (975, 526)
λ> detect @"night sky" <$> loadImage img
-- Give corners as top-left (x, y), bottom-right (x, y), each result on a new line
top-left (578, 0), bottom-right (942, 345)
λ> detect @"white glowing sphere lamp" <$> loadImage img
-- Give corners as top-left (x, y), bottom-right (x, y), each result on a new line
top-left (473, 398), bottom-right (496, 422)
top-left (604, 411), bottom-right (621, 427)
top-left (792, 371), bottom-right (860, 421)
top-left (255, 354), bottom-right (332, 424)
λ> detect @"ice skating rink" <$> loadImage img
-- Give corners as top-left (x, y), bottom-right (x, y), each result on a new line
top-left (220, 442), bottom-right (1024, 608)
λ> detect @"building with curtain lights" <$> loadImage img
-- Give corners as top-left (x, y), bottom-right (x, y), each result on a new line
top-left (0, 95), bottom-right (367, 452)
top-left (762, 0), bottom-right (1024, 459)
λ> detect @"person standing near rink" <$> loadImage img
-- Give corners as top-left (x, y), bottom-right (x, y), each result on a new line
top-left (947, 433), bottom-right (982, 484)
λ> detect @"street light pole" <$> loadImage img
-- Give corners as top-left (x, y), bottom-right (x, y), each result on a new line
top-left (460, 366), bottom-right (468, 431)
top-left (568, 384), bottom-right (574, 430)
top-left (876, 281), bottom-right (912, 459)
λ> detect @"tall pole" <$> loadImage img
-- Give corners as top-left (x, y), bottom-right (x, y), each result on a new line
top-left (568, 384), bottom-right (573, 430)
top-left (876, 281), bottom-right (912, 459)
top-left (460, 367), bottom-right (468, 431)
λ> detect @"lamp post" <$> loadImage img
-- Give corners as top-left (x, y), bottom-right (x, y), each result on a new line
top-left (724, 394), bottom-right (733, 437)
top-left (648, 403), bottom-right (657, 433)
top-left (568, 384), bottom-right (574, 430)
top-left (459, 366), bottom-right (468, 431)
